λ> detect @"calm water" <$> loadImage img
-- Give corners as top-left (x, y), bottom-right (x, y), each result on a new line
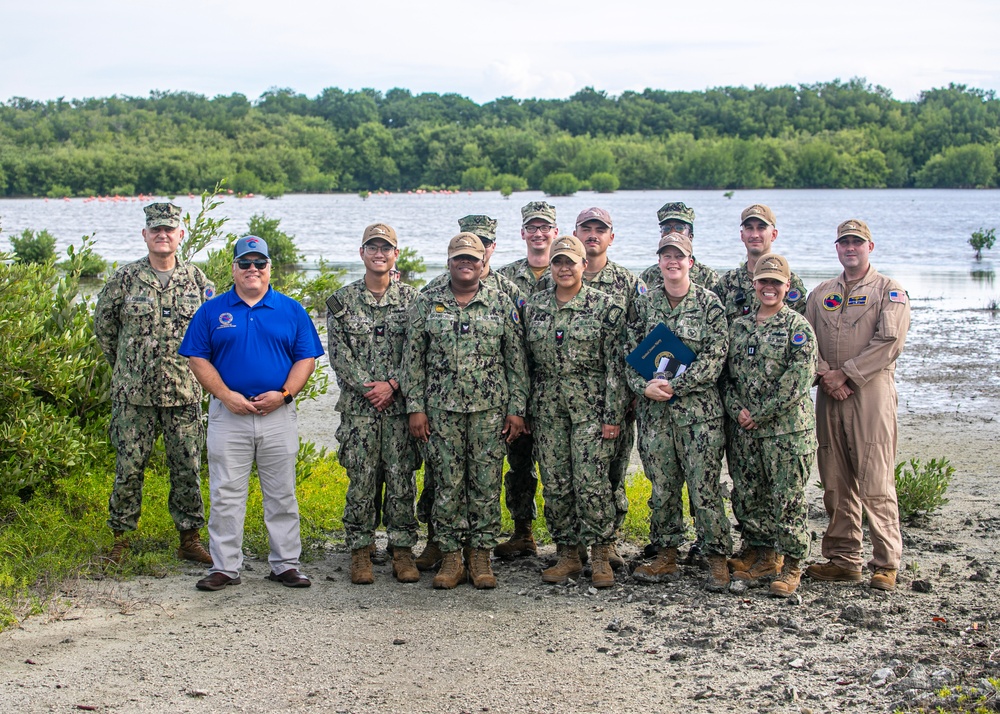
top-left (1, 189), bottom-right (998, 307)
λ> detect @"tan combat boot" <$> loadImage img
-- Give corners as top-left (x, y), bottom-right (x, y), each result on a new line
top-left (494, 520), bottom-right (537, 558)
top-left (769, 557), bottom-right (802, 598)
top-left (870, 567), bottom-right (897, 592)
top-left (806, 560), bottom-right (864, 582)
top-left (391, 547), bottom-right (420, 583)
top-left (727, 544), bottom-right (760, 573)
top-left (541, 544), bottom-right (584, 584)
top-left (106, 531), bottom-right (129, 566)
top-left (607, 543), bottom-right (625, 571)
top-left (432, 551), bottom-right (467, 589)
top-left (633, 547), bottom-right (679, 583)
top-left (590, 544), bottom-right (615, 588)
top-left (733, 548), bottom-right (783, 581)
top-left (350, 544), bottom-right (375, 585)
top-left (415, 524), bottom-right (444, 571)
top-left (177, 529), bottom-right (213, 565)
top-left (704, 554), bottom-right (731, 592)
top-left (468, 548), bottom-right (498, 589)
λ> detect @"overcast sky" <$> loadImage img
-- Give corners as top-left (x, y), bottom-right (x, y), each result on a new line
top-left (3, 0), bottom-right (999, 105)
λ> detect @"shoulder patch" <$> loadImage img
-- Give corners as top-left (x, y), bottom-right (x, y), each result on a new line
top-left (707, 304), bottom-right (724, 324)
top-left (823, 292), bottom-right (843, 310)
top-left (204, 287), bottom-right (215, 300)
top-left (888, 290), bottom-right (907, 304)
top-left (636, 282), bottom-right (648, 295)
top-left (791, 331), bottom-right (808, 346)
top-left (325, 294), bottom-right (344, 316)
top-left (605, 305), bottom-right (624, 327)
top-left (510, 308), bottom-right (520, 324)
top-left (786, 289), bottom-right (801, 303)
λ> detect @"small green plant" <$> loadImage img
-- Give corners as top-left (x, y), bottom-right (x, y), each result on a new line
top-left (262, 182), bottom-right (286, 199)
top-left (58, 236), bottom-right (108, 277)
top-left (895, 457), bottom-right (954, 523)
top-left (589, 172), bottom-right (620, 193)
top-left (358, 190), bottom-right (371, 200)
top-left (969, 227), bottom-right (996, 261)
top-left (396, 246), bottom-right (426, 288)
top-left (541, 172), bottom-right (581, 197)
top-left (10, 228), bottom-right (57, 264)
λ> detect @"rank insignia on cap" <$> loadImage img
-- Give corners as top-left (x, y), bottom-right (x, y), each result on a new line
top-left (823, 292), bottom-right (843, 310)
top-left (787, 289), bottom-right (801, 302)
top-left (847, 295), bottom-right (868, 306)
top-left (889, 290), bottom-right (907, 304)
top-left (792, 332), bottom-right (808, 346)
top-left (510, 309), bottom-right (520, 324)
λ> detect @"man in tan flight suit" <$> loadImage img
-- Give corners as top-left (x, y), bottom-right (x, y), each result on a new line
top-left (804, 219), bottom-right (910, 592)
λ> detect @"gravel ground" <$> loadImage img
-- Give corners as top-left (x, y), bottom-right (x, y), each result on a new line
top-left (2, 304), bottom-right (998, 713)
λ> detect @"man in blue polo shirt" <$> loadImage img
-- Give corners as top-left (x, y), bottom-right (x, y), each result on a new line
top-left (179, 235), bottom-right (324, 592)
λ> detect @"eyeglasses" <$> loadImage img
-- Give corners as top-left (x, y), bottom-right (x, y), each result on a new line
top-left (363, 243), bottom-right (396, 255)
top-left (235, 258), bottom-right (270, 270)
top-left (523, 224), bottom-right (554, 235)
top-left (659, 221), bottom-right (691, 234)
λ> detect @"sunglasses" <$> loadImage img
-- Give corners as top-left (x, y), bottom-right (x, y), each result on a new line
top-left (235, 258), bottom-right (270, 270)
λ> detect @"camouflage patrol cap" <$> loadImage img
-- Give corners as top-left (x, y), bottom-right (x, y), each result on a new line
top-left (521, 201), bottom-right (557, 226)
top-left (741, 204), bottom-right (777, 227)
top-left (362, 222), bottom-right (398, 247)
top-left (754, 253), bottom-right (791, 282)
top-left (549, 235), bottom-right (587, 264)
top-left (837, 218), bottom-right (872, 242)
top-left (657, 231), bottom-right (693, 256)
top-left (575, 207), bottom-right (612, 229)
top-left (457, 215), bottom-right (498, 243)
top-left (447, 232), bottom-right (486, 260)
top-left (144, 202), bottom-right (182, 229)
top-left (656, 202), bottom-right (695, 226)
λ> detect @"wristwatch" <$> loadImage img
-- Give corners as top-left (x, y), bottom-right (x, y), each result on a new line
top-left (281, 388), bottom-right (294, 404)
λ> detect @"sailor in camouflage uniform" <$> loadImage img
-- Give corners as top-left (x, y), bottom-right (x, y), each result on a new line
top-left (492, 202), bottom-right (558, 559)
top-left (721, 254), bottom-right (817, 597)
top-left (414, 215), bottom-right (527, 570)
top-left (575, 207), bottom-right (645, 569)
top-left (715, 204), bottom-right (808, 574)
top-left (327, 223), bottom-right (420, 585)
top-left (627, 232), bottom-right (733, 592)
top-left (524, 235), bottom-right (626, 588)
top-left (402, 233), bottom-right (529, 590)
top-left (93, 202), bottom-right (215, 566)
top-left (640, 202), bottom-right (720, 294)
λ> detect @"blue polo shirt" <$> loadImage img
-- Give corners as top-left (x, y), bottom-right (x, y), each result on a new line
top-left (179, 286), bottom-right (324, 398)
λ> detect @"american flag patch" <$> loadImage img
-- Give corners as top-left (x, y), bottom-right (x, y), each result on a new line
top-left (889, 290), bottom-right (907, 304)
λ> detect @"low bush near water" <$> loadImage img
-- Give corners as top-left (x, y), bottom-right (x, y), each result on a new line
top-left (895, 457), bottom-right (954, 523)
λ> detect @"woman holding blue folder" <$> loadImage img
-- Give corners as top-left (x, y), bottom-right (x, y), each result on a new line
top-left (626, 232), bottom-right (733, 592)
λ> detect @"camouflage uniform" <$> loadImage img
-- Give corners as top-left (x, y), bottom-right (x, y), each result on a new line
top-left (641, 259), bottom-right (721, 294)
top-left (401, 283), bottom-right (528, 552)
top-left (583, 261), bottom-right (647, 532)
top-left (721, 308), bottom-right (817, 559)
top-left (497, 258), bottom-right (553, 296)
top-left (524, 286), bottom-right (626, 546)
top-left (627, 285), bottom-right (733, 556)
top-left (93, 256), bottom-right (215, 532)
top-left (714, 263), bottom-right (808, 544)
top-left (327, 279), bottom-right (419, 551)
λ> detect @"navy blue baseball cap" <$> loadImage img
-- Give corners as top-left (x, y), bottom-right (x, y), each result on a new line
top-left (234, 235), bottom-right (270, 259)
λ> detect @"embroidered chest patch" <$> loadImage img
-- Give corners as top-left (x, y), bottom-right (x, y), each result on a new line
top-left (847, 295), bottom-right (868, 306)
top-left (823, 292), bottom-right (843, 310)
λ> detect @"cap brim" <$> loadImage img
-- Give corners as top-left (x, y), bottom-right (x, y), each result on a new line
top-left (836, 233), bottom-right (870, 242)
top-left (550, 251), bottom-right (583, 263)
top-left (147, 220), bottom-right (180, 228)
top-left (754, 272), bottom-right (789, 282)
top-left (449, 252), bottom-right (483, 260)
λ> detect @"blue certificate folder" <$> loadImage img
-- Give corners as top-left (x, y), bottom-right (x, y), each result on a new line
top-left (626, 322), bottom-right (696, 381)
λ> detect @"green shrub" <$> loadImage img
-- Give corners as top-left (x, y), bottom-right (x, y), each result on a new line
top-left (895, 457), bottom-right (954, 523)
top-left (10, 229), bottom-right (57, 264)
top-left (58, 238), bottom-right (108, 277)
top-left (45, 184), bottom-right (73, 199)
top-left (396, 246), bottom-right (426, 288)
top-left (589, 172), bottom-right (620, 193)
top-left (541, 172), bottom-right (581, 196)
top-left (460, 166), bottom-right (493, 191)
top-left (969, 227), bottom-right (996, 261)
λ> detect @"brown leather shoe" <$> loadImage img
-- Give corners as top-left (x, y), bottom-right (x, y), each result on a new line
top-left (196, 572), bottom-right (241, 591)
top-left (733, 548), bottom-right (783, 581)
top-left (633, 547), bottom-right (679, 584)
top-left (177, 529), bottom-right (213, 565)
top-left (806, 560), bottom-right (864, 582)
top-left (267, 569), bottom-right (311, 588)
top-left (727, 544), bottom-right (760, 573)
top-left (870, 568), bottom-right (897, 592)
top-left (391, 547), bottom-right (420, 583)
top-left (494, 520), bottom-right (537, 559)
top-left (351, 544), bottom-right (375, 585)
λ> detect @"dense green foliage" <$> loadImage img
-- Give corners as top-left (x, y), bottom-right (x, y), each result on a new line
top-left (1, 80), bottom-right (998, 195)
top-left (10, 228), bottom-right (56, 264)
